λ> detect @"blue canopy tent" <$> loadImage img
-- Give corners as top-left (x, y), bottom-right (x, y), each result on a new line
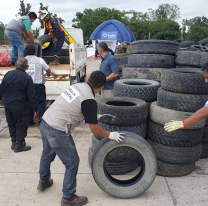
top-left (90, 20), bottom-right (136, 43)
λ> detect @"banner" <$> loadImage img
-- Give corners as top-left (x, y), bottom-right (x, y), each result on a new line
top-left (101, 32), bottom-right (117, 40)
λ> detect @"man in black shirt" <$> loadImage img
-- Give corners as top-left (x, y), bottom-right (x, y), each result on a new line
top-left (0, 57), bottom-right (38, 152)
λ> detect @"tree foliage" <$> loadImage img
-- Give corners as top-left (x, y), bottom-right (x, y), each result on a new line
top-left (18, 0), bottom-right (31, 16)
top-left (0, 21), bottom-right (6, 40)
top-left (72, 8), bottom-right (127, 42)
top-left (151, 3), bottom-right (181, 21)
top-left (150, 18), bottom-right (181, 40)
top-left (184, 16), bottom-right (208, 28)
top-left (38, 3), bottom-right (65, 28)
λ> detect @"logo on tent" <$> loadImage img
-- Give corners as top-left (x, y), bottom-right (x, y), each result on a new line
top-left (102, 33), bottom-right (108, 38)
top-left (101, 32), bottom-right (117, 40)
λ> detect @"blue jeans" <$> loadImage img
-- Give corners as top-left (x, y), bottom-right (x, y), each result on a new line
top-left (4, 30), bottom-right (24, 62)
top-left (39, 121), bottom-right (80, 199)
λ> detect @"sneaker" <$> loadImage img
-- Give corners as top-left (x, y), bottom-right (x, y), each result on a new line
top-left (61, 194), bottom-right (88, 206)
top-left (37, 179), bottom-right (53, 191)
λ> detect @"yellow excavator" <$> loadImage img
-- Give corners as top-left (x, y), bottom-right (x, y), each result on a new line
top-left (42, 15), bottom-right (76, 46)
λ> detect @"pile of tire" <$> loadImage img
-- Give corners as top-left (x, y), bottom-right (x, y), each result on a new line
top-left (179, 41), bottom-right (195, 51)
top-left (148, 68), bottom-right (208, 177)
top-left (176, 50), bottom-right (208, 69)
top-left (121, 40), bottom-right (180, 82)
top-left (88, 97), bottom-right (148, 175)
top-left (180, 39), bottom-right (208, 52)
top-left (38, 35), bottom-right (70, 64)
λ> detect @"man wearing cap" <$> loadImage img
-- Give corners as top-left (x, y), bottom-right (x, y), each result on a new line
top-left (37, 71), bottom-right (124, 206)
top-left (39, 10), bottom-right (65, 66)
top-left (5, 12), bottom-right (39, 66)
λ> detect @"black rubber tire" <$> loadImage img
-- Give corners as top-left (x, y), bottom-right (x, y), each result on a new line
top-left (42, 56), bottom-right (70, 64)
top-left (93, 122), bottom-right (147, 140)
top-left (147, 139), bottom-right (202, 164)
top-left (161, 68), bottom-right (208, 94)
top-left (114, 53), bottom-right (130, 58)
top-left (38, 35), bottom-right (54, 56)
top-left (114, 79), bottom-right (160, 102)
top-left (27, 40), bottom-right (42, 57)
top-left (147, 120), bottom-right (202, 147)
top-left (179, 47), bottom-right (190, 51)
top-left (97, 97), bottom-right (148, 126)
top-left (196, 39), bottom-right (208, 45)
top-left (91, 135), bottom-right (100, 151)
top-left (42, 48), bottom-right (70, 57)
top-left (131, 40), bottom-right (179, 55)
top-left (176, 51), bottom-right (208, 67)
top-left (150, 102), bottom-right (206, 129)
top-left (122, 67), bottom-right (171, 82)
top-left (202, 125), bottom-right (208, 143)
top-left (88, 147), bottom-right (93, 167)
top-left (189, 45), bottom-right (207, 51)
top-left (180, 41), bottom-right (195, 47)
top-left (91, 132), bottom-right (157, 199)
top-left (200, 143), bottom-right (208, 158)
top-left (176, 65), bottom-right (200, 69)
top-left (157, 160), bottom-right (195, 177)
top-left (157, 88), bottom-right (208, 112)
top-left (115, 56), bottom-right (129, 65)
top-left (128, 54), bottom-right (175, 68)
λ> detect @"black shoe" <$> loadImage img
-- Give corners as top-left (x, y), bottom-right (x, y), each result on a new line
top-left (11, 142), bottom-right (15, 150)
top-left (14, 142), bottom-right (31, 153)
top-left (9, 61), bottom-right (15, 66)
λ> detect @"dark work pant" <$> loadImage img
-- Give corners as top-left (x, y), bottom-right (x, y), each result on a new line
top-left (29, 84), bottom-right (46, 123)
top-left (5, 108), bottom-right (29, 144)
top-left (53, 31), bottom-right (65, 58)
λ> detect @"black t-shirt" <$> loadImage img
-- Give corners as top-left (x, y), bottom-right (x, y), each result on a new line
top-left (81, 99), bottom-right (98, 124)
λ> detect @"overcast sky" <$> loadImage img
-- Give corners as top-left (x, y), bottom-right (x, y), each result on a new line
top-left (1, 0), bottom-right (207, 31)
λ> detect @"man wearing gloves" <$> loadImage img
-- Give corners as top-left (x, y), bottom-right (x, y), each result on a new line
top-left (37, 71), bottom-right (124, 206)
top-left (5, 12), bottom-right (39, 66)
top-left (164, 62), bottom-right (208, 132)
top-left (39, 10), bottom-right (65, 65)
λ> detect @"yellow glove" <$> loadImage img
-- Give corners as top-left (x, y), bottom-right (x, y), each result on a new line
top-left (33, 39), bottom-right (41, 44)
top-left (164, 120), bottom-right (185, 132)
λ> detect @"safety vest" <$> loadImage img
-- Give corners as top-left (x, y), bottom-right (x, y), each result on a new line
top-left (42, 83), bottom-right (95, 133)
top-left (45, 17), bottom-right (64, 35)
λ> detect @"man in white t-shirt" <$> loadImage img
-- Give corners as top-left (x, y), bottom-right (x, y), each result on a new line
top-left (25, 44), bottom-right (51, 125)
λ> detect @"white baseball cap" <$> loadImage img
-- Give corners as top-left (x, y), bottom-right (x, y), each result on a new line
top-left (39, 10), bottom-right (48, 20)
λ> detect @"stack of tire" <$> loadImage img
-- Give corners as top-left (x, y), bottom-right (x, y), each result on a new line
top-left (148, 68), bottom-right (208, 177)
top-left (122, 40), bottom-right (179, 82)
top-left (38, 35), bottom-right (70, 64)
top-left (176, 50), bottom-right (208, 69)
top-left (179, 41), bottom-right (195, 51)
top-left (88, 97), bottom-right (148, 175)
top-left (115, 41), bottom-right (131, 78)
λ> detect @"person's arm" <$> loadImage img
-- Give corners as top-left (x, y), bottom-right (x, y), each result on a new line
top-left (40, 58), bottom-right (51, 73)
top-left (106, 73), bottom-right (119, 81)
top-left (51, 18), bottom-right (62, 39)
top-left (22, 32), bottom-right (28, 42)
top-left (22, 19), bottom-right (34, 43)
top-left (44, 27), bottom-right (49, 35)
top-left (27, 30), bottom-right (34, 43)
top-left (89, 124), bottom-right (110, 138)
top-left (106, 57), bottom-right (119, 81)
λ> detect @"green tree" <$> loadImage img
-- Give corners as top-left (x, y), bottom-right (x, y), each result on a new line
top-left (184, 16), bottom-right (208, 27)
top-left (38, 3), bottom-right (65, 28)
top-left (185, 25), bottom-right (208, 43)
top-left (18, 0), bottom-right (31, 16)
top-left (151, 3), bottom-right (181, 21)
top-left (150, 18), bottom-right (181, 40)
top-left (0, 21), bottom-right (6, 40)
top-left (72, 7), bottom-right (128, 42)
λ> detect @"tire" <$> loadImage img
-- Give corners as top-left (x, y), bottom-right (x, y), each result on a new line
top-left (196, 39), bottom-right (208, 45)
top-left (200, 143), bottom-right (208, 158)
top-left (88, 147), bottom-right (93, 166)
top-left (179, 47), bottom-right (190, 51)
top-left (97, 97), bottom-right (148, 126)
top-left (147, 139), bottom-right (202, 164)
top-left (157, 160), bottom-right (195, 177)
top-left (114, 79), bottom-right (160, 102)
top-left (176, 65), bottom-right (200, 69)
top-left (91, 132), bottom-right (157, 199)
top-left (180, 41), bottom-right (195, 47)
top-left (122, 67), bottom-right (170, 82)
top-left (150, 102), bottom-right (206, 129)
top-left (93, 122), bottom-right (147, 140)
top-left (42, 48), bottom-right (69, 57)
top-left (189, 45), bottom-right (207, 51)
top-left (115, 56), bottom-right (129, 65)
top-left (161, 68), bottom-right (208, 94)
top-left (147, 120), bottom-right (202, 147)
top-left (42, 56), bottom-right (70, 64)
top-left (128, 54), bottom-right (175, 68)
top-left (157, 88), bottom-right (208, 112)
top-left (131, 40), bottom-right (179, 55)
top-left (202, 125), bottom-right (208, 143)
top-left (27, 40), bottom-right (42, 57)
top-left (38, 35), bottom-right (54, 56)
top-left (114, 53), bottom-right (130, 58)
top-left (176, 51), bottom-right (208, 67)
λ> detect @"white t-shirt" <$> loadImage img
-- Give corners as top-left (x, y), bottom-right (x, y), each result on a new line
top-left (25, 55), bottom-right (49, 84)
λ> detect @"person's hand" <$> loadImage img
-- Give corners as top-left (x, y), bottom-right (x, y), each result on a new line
top-left (164, 120), bottom-right (185, 132)
top-left (109, 132), bottom-right (125, 143)
top-left (46, 72), bottom-right (51, 77)
top-left (33, 112), bottom-right (38, 119)
top-left (97, 114), bottom-right (115, 124)
top-left (0, 100), bottom-right (3, 106)
top-left (33, 39), bottom-right (41, 44)
top-left (53, 38), bottom-right (58, 45)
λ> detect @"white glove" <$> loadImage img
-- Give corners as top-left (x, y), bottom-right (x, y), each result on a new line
top-left (33, 39), bottom-right (41, 44)
top-left (164, 120), bottom-right (185, 132)
top-left (97, 114), bottom-right (115, 124)
top-left (109, 132), bottom-right (125, 143)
